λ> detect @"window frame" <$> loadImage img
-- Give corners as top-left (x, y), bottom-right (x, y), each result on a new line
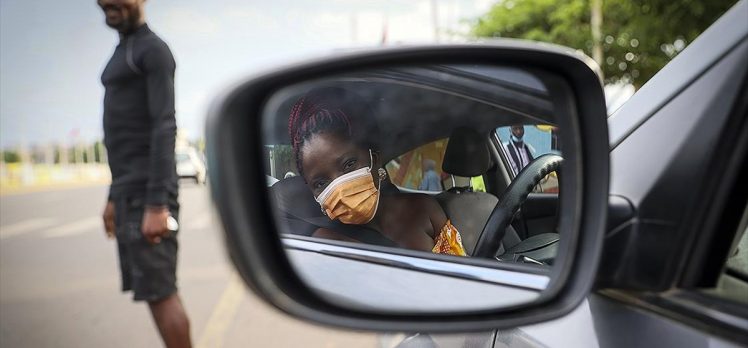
top-left (493, 126), bottom-right (561, 193)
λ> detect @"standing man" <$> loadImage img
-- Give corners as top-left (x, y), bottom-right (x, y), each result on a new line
top-left (504, 125), bottom-right (535, 175)
top-left (418, 159), bottom-right (443, 192)
top-left (98, 1), bottom-right (191, 347)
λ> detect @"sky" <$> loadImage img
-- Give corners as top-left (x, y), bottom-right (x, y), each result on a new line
top-left (0, 0), bottom-right (494, 149)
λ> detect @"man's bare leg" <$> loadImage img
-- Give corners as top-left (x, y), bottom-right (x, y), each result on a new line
top-left (148, 293), bottom-right (191, 348)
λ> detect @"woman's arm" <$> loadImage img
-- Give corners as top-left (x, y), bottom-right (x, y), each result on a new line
top-left (312, 227), bottom-right (359, 243)
top-left (410, 194), bottom-right (448, 240)
top-left (422, 195), bottom-right (468, 256)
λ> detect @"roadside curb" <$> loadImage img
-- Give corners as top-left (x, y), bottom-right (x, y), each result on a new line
top-left (0, 181), bottom-right (110, 196)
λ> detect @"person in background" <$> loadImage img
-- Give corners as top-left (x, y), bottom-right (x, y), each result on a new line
top-left (418, 159), bottom-right (442, 192)
top-left (98, 0), bottom-right (191, 347)
top-left (504, 125), bottom-right (535, 175)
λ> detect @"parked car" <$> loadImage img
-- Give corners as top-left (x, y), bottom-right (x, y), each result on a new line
top-left (175, 147), bottom-right (207, 184)
top-left (206, 1), bottom-right (747, 347)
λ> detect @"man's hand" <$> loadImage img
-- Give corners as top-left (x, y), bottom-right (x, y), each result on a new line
top-left (103, 201), bottom-right (116, 239)
top-left (142, 206), bottom-right (170, 244)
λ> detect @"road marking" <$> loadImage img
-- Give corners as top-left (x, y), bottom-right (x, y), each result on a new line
top-left (196, 272), bottom-right (246, 348)
top-left (43, 216), bottom-right (102, 238)
top-left (0, 182), bottom-right (109, 196)
top-left (189, 212), bottom-right (213, 230)
top-left (0, 218), bottom-right (57, 239)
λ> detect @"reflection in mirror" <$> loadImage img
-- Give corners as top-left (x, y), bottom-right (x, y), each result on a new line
top-left (261, 64), bottom-right (570, 313)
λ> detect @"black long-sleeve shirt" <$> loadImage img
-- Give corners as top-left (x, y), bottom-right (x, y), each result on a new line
top-left (101, 24), bottom-right (177, 206)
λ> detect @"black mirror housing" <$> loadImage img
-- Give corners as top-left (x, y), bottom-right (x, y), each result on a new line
top-left (206, 41), bottom-right (609, 332)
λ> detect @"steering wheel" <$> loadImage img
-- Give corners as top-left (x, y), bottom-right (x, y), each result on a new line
top-left (472, 154), bottom-right (563, 258)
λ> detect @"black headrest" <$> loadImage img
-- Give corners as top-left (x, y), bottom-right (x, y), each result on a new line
top-left (270, 176), bottom-right (321, 236)
top-left (442, 127), bottom-right (491, 177)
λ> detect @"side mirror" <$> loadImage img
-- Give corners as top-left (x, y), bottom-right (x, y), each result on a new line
top-left (206, 42), bottom-right (609, 332)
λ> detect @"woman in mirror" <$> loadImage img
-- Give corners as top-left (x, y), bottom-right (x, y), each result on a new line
top-left (287, 87), bottom-right (466, 256)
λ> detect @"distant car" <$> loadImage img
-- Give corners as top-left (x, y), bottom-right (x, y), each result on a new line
top-left (176, 148), bottom-right (207, 184)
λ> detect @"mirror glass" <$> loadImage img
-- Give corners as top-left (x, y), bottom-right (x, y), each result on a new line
top-left (260, 64), bottom-right (573, 313)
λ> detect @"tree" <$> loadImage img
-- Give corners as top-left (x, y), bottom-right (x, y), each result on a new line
top-left (2, 151), bottom-right (21, 163)
top-left (471, 0), bottom-right (737, 87)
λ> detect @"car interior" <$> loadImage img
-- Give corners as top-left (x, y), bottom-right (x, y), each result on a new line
top-left (264, 64), bottom-right (563, 263)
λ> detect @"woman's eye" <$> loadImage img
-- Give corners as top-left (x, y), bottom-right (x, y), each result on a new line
top-left (343, 159), bottom-right (357, 170)
top-left (314, 180), bottom-right (328, 190)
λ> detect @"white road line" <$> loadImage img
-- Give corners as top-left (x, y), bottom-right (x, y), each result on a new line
top-left (43, 216), bottom-right (102, 238)
top-left (196, 271), bottom-right (246, 348)
top-left (188, 213), bottom-right (213, 230)
top-left (0, 218), bottom-right (57, 239)
top-left (38, 211), bottom-right (216, 240)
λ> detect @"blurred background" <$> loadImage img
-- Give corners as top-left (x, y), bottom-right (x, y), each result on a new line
top-left (0, 0), bottom-right (736, 347)
top-left (0, 0), bottom-right (735, 191)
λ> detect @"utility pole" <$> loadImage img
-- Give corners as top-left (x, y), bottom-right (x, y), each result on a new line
top-left (350, 13), bottom-right (358, 45)
top-left (431, 0), bottom-right (440, 43)
top-left (380, 12), bottom-right (388, 46)
top-left (591, 0), bottom-right (604, 76)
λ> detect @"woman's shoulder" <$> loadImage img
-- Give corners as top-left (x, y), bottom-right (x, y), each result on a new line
top-left (390, 192), bottom-right (448, 228)
top-left (392, 192), bottom-right (440, 208)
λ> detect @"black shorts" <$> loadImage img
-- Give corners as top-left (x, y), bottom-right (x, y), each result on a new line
top-left (114, 195), bottom-right (180, 302)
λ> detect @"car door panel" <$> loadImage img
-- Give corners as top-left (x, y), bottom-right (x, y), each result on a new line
top-left (588, 294), bottom-right (742, 348)
top-left (517, 299), bottom-right (600, 348)
top-left (601, 38), bottom-right (748, 289)
top-left (521, 193), bottom-right (559, 238)
top-left (382, 332), bottom-right (497, 348)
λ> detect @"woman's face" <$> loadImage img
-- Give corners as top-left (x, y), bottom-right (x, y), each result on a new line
top-left (301, 132), bottom-right (379, 197)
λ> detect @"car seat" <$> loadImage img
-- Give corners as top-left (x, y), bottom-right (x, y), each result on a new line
top-left (436, 127), bottom-right (520, 256)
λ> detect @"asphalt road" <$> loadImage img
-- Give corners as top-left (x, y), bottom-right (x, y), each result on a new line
top-left (0, 183), bottom-right (377, 348)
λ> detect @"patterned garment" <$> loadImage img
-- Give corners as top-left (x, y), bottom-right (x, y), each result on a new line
top-left (432, 220), bottom-right (467, 256)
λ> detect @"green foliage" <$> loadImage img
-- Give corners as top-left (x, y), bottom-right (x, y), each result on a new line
top-left (471, 0), bottom-right (737, 87)
top-left (2, 151), bottom-right (21, 163)
top-left (272, 145), bottom-right (297, 176)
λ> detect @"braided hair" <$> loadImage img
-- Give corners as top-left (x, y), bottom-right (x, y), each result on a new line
top-left (288, 87), bottom-right (377, 180)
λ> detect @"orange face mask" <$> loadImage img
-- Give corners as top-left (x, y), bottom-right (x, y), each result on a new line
top-left (315, 150), bottom-right (380, 225)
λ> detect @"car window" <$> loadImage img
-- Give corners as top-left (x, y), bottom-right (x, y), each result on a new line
top-left (264, 145), bottom-right (298, 181)
top-left (385, 138), bottom-right (486, 193)
top-left (385, 138), bottom-right (447, 192)
top-left (175, 153), bottom-right (190, 162)
top-left (496, 124), bottom-right (560, 193)
top-left (262, 64), bottom-right (568, 267)
top-left (257, 63), bottom-right (578, 314)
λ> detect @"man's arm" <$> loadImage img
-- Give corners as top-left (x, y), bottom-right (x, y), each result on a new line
top-left (141, 41), bottom-right (176, 244)
top-left (103, 200), bottom-right (115, 239)
top-left (142, 41), bottom-right (177, 207)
